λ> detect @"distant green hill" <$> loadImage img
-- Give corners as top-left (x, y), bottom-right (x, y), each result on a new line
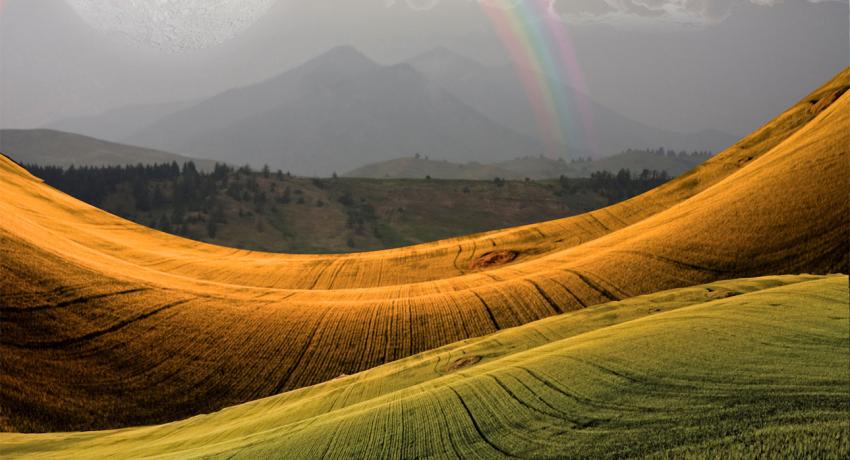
top-left (24, 162), bottom-right (668, 253)
top-left (349, 149), bottom-right (712, 180)
top-left (345, 156), bottom-right (522, 180)
top-left (3, 275), bottom-right (846, 458)
top-left (0, 129), bottom-right (217, 171)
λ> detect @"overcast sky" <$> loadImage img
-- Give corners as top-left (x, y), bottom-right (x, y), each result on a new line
top-left (1, 0), bottom-right (847, 136)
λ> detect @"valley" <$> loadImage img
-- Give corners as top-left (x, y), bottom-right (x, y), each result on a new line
top-left (1, 69), bottom-right (846, 442)
top-left (2, 2), bottom-right (848, 458)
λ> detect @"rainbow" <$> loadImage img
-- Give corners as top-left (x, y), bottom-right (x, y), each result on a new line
top-left (479, 0), bottom-right (597, 159)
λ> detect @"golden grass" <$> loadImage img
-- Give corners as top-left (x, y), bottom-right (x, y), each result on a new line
top-left (1, 275), bottom-right (847, 458)
top-left (1, 68), bottom-right (848, 432)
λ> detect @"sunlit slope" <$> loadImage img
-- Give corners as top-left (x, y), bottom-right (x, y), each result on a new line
top-left (0, 71), bottom-right (847, 291)
top-left (2, 276), bottom-right (847, 459)
top-left (1, 70), bottom-right (848, 432)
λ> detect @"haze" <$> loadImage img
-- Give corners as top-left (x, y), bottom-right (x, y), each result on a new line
top-left (0, 0), bottom-right (846, 173)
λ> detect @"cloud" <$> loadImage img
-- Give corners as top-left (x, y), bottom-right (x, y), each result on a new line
top-left (557, 0), bottom-right (758, 22)
top-left (385, 0), bottom-right (442, 11)
top-left (561, 0), bottom-right (844, 23)
top-left (387, 0), bottom-right (841, 25)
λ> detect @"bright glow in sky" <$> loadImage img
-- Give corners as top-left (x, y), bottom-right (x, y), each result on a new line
top-left (64, 0), bottom-right (278, 52)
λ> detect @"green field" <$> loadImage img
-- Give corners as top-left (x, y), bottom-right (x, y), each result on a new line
top-left (2, 274), bottom-right (846, 459)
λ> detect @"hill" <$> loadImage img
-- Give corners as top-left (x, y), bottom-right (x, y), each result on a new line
top-left (1, 275), bottom-right (847, 458)
top-left (0, 129), bottom-right (217, 171)
top-left (345, 156), bottom-right (522, 180)
top-left (496, 149), bottom-right (712, 179)
top-left (23, 164), bottom-right (668, 253)
top-left (124, 46), bottom-right (548, 176)
top-left (348, 149), bottom-right (713, 180)
top-left (0, 68), bottom-right (847, 433)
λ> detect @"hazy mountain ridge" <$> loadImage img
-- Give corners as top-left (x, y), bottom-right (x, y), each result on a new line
top-left (407, 47), bottom-right (738, 157)
top-left (125, 46), bottom-right (549, 175)
top-left (0, 129), bottom-right (217, 171)
top-left (47, 100), bottom-right (199, 143)
top-left (43, 46), bottom-right (736, 175)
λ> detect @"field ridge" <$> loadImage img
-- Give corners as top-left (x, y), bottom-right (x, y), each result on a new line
top-left (0, 68), bottom-right (848, 432)
top-left (1, 275), bottom-right (846, 458)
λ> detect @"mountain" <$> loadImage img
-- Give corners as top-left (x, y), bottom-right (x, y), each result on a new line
top-left (1, 68), bottom-right (846, 435)
top-left (43, 46), bottom-right (738, 172)
top-left (124, 46), bottom-right (548, 176)
top-left (408, 47), bottom-right (738, 156)
top-left (348, 149), bottom-right (713, 180)
top-left (0, 129), bottom-right (217, 170)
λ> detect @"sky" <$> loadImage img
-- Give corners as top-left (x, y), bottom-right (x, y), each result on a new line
top-left (0, 0), bottom-right (847, 136)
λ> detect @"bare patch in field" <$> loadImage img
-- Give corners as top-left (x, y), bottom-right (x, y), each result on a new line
top-left (469, 251), bottom-right (519, 270)
top-left (705, 288), bottom-right (742, 300)
top-left (809, 86), bottom-right (848, 115)
top-left (446, 356), bottom-right (482, 372)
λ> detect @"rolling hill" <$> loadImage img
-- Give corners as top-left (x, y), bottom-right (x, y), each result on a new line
top-left (346, 156), bottom-right (522, 180)
top-left (1, 275), bottom-right (846, 458)
top-left (348, 149), bottom-right (711, 180)
top-left (25, 164), bottom-right (665, 253)
top-left (0, 129), bottom-right (217, 170)
top-left (0, 68), bottom-right (847, 437)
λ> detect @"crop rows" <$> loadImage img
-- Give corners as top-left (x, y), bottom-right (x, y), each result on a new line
top-left (0, 69), bottom-right (848, 433)
top-left (2, 275), bottom-right (846, 458)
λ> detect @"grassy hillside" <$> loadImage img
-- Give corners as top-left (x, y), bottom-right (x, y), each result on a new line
top-left (347, 149), bottom-right (711, 180)
top-left (1, 275), bottom-right (846, 458)
top-left (0, 68), bottom-right (847, 433)
top-left (23, 164), bottom-right (666, 253)
top-left (0, 129), bottom-right (217, 171)
top-left (346, 156), bottom-right (522, 180)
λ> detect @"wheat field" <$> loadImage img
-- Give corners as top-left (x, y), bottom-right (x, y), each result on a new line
top-left (1, 275), bottom-right (847, 458)
top-left (0, 68), bottom-right (848, 436)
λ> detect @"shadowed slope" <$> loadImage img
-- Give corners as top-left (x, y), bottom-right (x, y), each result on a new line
top-left (1, 70), bottom-right (848, 432)
top-left (2, 276), bottom-right (847, 458)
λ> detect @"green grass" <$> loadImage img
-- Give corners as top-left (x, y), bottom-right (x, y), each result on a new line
top-left (1, 274), bottom-right (846, 459)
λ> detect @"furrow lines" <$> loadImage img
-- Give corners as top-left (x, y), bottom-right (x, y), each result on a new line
top-left (447, 386), bottom-right (517, 458)
top-left (7, 298), bottom-right (193, 349)
top-left (525, 280), bottom-right (563, 314)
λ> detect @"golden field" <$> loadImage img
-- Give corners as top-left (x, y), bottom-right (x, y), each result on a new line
top-left (1, 275), bottom-right (847, 458)
top-left (1, 68), bottom-right (848, 436)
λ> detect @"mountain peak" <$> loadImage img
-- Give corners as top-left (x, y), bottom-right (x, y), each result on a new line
top-left (311, 45), bottom-right (375, 67)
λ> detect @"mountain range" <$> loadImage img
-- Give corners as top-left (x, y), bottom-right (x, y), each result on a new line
top-left (407, 47), bottom-right (736, 157)
top-left (45, 46), bottom-right (737, 175)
